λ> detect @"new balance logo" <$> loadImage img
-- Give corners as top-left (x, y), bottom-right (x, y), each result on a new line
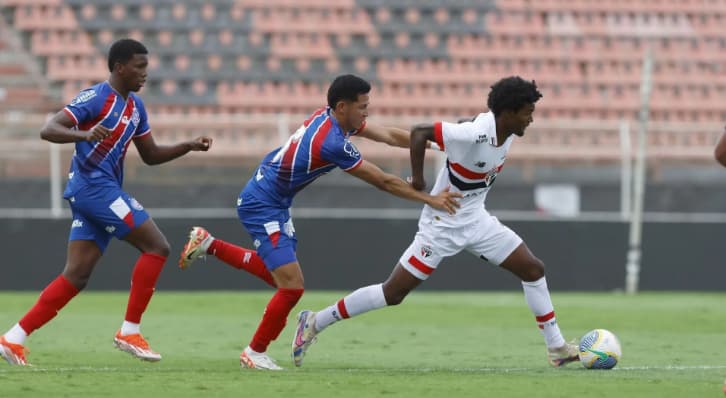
top-left (256, 168), bottom-right (263, 181)
top-left (243, 252), bottom-right (252, 264)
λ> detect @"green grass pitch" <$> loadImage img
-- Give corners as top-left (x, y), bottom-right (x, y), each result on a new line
top-left (0, 291), bottom-right (724, 397)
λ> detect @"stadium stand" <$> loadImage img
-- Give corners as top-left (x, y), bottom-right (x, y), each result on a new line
top-left (0, 0), bottom-right (723, 166)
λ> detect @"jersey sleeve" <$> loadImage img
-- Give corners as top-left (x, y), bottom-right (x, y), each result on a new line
top-left (323, 137), bottom-right (363, 171)
top-left (433, 120), bottom-right (475, 153)
top-left (63, 88), bottom-right (103, 127)
top-left (133, 97), bottom-right (151, 138)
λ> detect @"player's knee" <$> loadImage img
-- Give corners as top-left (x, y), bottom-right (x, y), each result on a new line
top-left (62, 271), bottom-right (90, 291)
top-left (148, 239), bottom-right (171, 258)
top-left (521, 258), bottom-right (545, 282)
top-left (383, 288), bottom-right (409, 306)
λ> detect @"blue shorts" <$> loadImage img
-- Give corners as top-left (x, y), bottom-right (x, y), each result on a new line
top-left (237, 192), bottom-right (297, 270)
top-left (65, 184), bottom-right (150, 252)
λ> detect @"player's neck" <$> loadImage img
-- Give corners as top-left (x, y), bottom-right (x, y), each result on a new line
top-left (330, 111), bottom-right (353, 132)
top-left (493, 124), bottom-right (510, 148)
top-left (107, 77), bottom-right (130, 99)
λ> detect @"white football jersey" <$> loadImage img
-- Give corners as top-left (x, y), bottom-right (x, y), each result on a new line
top-left (422, 112), bottom-right (513, 226)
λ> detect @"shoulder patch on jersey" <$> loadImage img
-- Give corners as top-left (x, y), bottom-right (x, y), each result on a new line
top-left (343, 140), bottom-right (360, 158)
top-left (70, 89), bottom-right (97, 106)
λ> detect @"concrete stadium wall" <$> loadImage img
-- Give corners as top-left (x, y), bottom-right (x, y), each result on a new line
top-left (1, 218), bottom-right (722, 291)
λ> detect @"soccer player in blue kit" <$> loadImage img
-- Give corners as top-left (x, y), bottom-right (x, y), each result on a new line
top-left (0, 39), bottom-right (212, 366)
top-left (179, 74), bottom-right (461, 370)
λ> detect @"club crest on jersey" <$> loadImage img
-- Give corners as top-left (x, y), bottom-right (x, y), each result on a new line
top-left (343, 140), bottom-right (360, 158)
top-left (420, 245), bottom-right (433, 258)
top-left (70, 89), bottom-right (97, 106)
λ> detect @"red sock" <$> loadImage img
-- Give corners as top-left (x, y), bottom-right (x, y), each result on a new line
top-left (124, 253), bottom-right (166, 324)
top-left (249, 288), bottom-right (303, 353)
top-left (208, 239), bottom-right (276, 287)
top-left (19, 275), bottom-right (79, 335)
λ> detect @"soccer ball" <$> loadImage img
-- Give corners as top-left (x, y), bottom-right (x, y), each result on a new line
top-left (578, 329), bottom-right (622, 369)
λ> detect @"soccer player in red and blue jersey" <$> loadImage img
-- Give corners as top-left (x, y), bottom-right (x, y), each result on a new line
top-left (179, 74), bottom-right (461, 370)
top-left (0, 39), bottom-right (212, 366)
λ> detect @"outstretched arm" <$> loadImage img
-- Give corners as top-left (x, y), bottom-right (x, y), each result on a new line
top-left (715, 127), bottom-right (726, 167)
top-left (347, 160), bottom-right (460, 214)
top-left (358, 123), bottom-right (439, 150)
top-left (133, 134), bottom-right (213, 165)
top-left (40, 111), bottom-right (111, 143)
top-left (409, 123), bottom-right (436, 191)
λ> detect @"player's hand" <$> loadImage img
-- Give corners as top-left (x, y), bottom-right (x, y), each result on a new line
top-left (190, 136), bottom-right (213, 151)
top-left (428, 187), bottom-right (462, 215)
top-left (86, 125), bottom-right (112, 142)
top-left (407, 176), bottom-right (427, 191)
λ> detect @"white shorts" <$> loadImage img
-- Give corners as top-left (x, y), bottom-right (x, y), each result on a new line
top-left (398, 211), bottom-right (523, 280)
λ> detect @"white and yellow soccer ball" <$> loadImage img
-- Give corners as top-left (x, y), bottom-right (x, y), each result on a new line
top-left (578, 329), bottom-right (622, 369)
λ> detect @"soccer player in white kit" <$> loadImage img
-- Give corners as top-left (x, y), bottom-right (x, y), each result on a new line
top-left (292, 76), bottom-right (580, 368)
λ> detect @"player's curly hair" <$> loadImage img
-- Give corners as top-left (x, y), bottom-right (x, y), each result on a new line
top-left (107, 39), bottom-right (148, 72)
top-left (327, 74), bottom-right (371, 109)
top-left (487, 76), bottom-right (542, 116)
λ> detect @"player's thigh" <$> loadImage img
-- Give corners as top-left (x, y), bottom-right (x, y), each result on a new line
top-left (270, 261), bottom-right (304, 289)
top-left (397, 220), bottom-right (462, 281)
top-left (237, 198), bottom-right (297, 271)
top-left (465, 215), bottom-right (523, 266)
top-left (69, 185), bottom-right (151, 250)
top-left (123, 218), bottom-right (170, 256)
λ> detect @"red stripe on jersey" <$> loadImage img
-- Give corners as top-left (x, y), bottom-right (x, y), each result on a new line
top-left (89, 98), bottom-right (134, 165)
top-left (303, 108), bottom-right (326, 127)
top-left (308, 118), bottom-right (332, 171)
top-left (535, 311), bottom-right (555, 323)
top-left (78, 92), bottom-right (115, 131)
top-left (279, 136), bottom-right (301, 184)
top-left (433, 122), bottom-right (445, 151)
top-left (336, 299), bottom-right (350, 319)
top-left (449, 161), bottom-right (488, 180)
top-left (408, 256), bottom-right (435, 275)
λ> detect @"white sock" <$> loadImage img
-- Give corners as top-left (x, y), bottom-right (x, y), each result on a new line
top-left (120, 321), bottom-right (140, 336)
top-left (315, 284), bottom-right (386, 333)
top-left (4, 323), bottom-right (28, 345)
top-left (521, 277), bottom-right (566, 348)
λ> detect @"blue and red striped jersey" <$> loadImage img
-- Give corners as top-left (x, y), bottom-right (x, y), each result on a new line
top-left (61, 81), bottom-right (150, 197)
top-left (245, 107), bottom-right (365, 207)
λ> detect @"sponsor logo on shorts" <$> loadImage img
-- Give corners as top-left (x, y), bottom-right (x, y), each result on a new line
top-left (237, 197), bottom-right (243, 206)
top-left (71, 219), bottom-right (83, 228)
top-left (105, 226), bottom-right (116, 234)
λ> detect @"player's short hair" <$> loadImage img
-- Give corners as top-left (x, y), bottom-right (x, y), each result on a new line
top-left (327, 74), bottom-right (371, 109)
top-left (487, 76), bottom-right (542, 116)
top-left (107, 39), bottom-right (148, 72)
